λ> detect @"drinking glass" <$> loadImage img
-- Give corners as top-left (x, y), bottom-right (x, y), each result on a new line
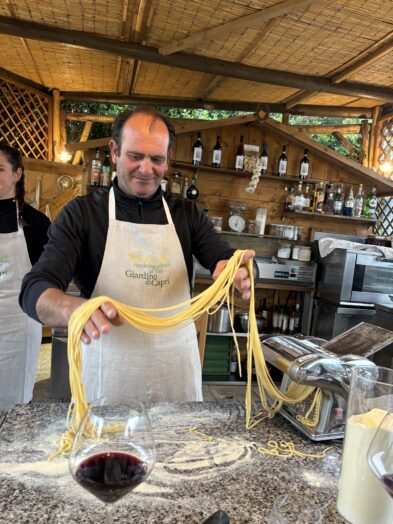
top-left (368, 410), bottom-right (393, 498)
top-left (337, 366), bottom-right (393, 524)
top-left (69, 396), bottom-right (155, 523)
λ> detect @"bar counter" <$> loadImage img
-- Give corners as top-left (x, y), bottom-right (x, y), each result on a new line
top-left (0, 401), bottom-right (346, 523)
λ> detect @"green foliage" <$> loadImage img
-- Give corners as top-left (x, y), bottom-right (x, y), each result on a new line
top-left (61, 101), bottom-right (367, 161)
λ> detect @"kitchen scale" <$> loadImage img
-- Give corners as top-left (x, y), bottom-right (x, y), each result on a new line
top-left (255, 256), bottom-right (316, 285)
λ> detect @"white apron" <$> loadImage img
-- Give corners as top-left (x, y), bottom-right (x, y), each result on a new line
top-left (81, 188), bottom-right (202, 403)
top-left (0, 212), bottom-right (42, 410)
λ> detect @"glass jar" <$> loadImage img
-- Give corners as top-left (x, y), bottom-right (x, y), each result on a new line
top-left (298, 246), bottom-right (311, 262)
top-left (248, 219), bottom-right (260, 235)
top-left (337, 367), bottom-right (393, 524)
top-left (211, 216), bottom-right (223, 232)
top-left (277, 243), bottom-right (291, 259)
top-left (292, 245), bottom-right (300, 260)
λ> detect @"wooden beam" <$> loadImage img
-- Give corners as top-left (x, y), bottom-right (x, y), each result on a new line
top-left (254, 110), bottom-right (393, 195)
top-left (369, 106), bottom-right (382, 169)
top-left (72, 121), bottom-right (92, 165)
top-left (361, 119), bottom-right (370, 167)
top-left (1, 16), bottom-right (393, 102)
top-left (332, 30), bottom-right (393, 84)
top-left (52, 89), bottom-right (61, 161)
top-left (61, 92), bottom-right (373, 118)
top-left (64, 114), bottom-right (257, 153)
top-left (66, 113), bottom-right (116, 123)
top-left (296, 124), bottom-right (361, 134)
top-left (332, 131), bottom-right (359, 157)
top-left (284, 89), bottom-right (319, 109)
top-left (159, 0), bottom-right (320, 56)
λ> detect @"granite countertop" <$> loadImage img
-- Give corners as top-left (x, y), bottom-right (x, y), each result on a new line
top-left (0, 401), bottom-right (347, 523)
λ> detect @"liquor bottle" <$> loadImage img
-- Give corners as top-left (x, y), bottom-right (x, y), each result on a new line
top-left (278, 145), bottom-right (287, 177)
top-left (288, 308), bottom-right (296, 335)
top-left (90, 148), bottom-right (102, 186)
top-left (186, 175), bottom-right (199, 200)
top-left (299, 148), bottom-right (309, 180)
top-left (344, 186), bottom-right (355, 217)
top-left (260, 143), bottom-right (268, 175)
top-left (160, 175), bottom-right (169, 192)
top-left (315, 182), bottom-right (325, 213)
top-left (354, 184), bottom-right (364, 217)
top-left (293, 182), bottom-right (304, 212)
top-left (303, 184), bottom-right (311, 211)
top-left (333, 185), bottom-right (344, 215)
top-left (258, 298), bottom-right (268, 331)
top-left (285, 186), bottom-right (295, 211)
top-left (182, 177), bottom-right (189, 198)
top-left (235, 135), bottom-right (245, 171)
top-left (281, 307), bottom-right (289, 335)
top-left (324, 181), bottom-right (334, 206)
top-left (310, 185), bottom-right (317, 212)
top-left (171, 171), bottom-right (182, 195)
top-left (272, 305), bottom-right (279, 333)
top-left (325, 185), bottom-right (335, 214)
top-left (364, 185), bottom-right (378, 219)
top-left (212, 136), bottom-right (222, 168)
top-left (192, 132), bottom-right (203, 166)
top-left (101, 152), bottom-right (112, 187)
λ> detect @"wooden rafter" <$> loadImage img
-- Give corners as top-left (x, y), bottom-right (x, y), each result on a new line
top-left (332, 131), bottom-right (359, 157)
top-left (61, 91), bottom-right (373, 117)
top-left (158, 0), bottom-right (321, 56)
top-left (72, 121), bottom-right (92, 165)
top-left (283, 89), bottom-right (318, 109)
top-left (200, 18), bottom-right (277, 100)
top-left (1, 16), bottom-right (393, 102)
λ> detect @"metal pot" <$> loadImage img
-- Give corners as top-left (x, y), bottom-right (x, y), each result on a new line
top-left (207, 304), bottom-right (231, 333)
top-left (236, 312), bottom-right (265, 333)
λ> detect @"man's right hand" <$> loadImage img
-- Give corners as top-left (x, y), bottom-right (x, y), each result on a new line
top-left (36, 289), bottom-right (125, 344)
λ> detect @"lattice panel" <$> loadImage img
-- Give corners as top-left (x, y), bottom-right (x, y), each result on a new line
top-left (0, 79), bottom-right (50, 160)
top-left (376, 120), bottom-right (393, 236)
top-left (376, 197), bottom-right (393, 237)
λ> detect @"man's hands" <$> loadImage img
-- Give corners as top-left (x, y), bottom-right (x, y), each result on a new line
top-left (212, 250), bottom-right (256, 300)
top-left (36, 289), bottom-right (125, 344)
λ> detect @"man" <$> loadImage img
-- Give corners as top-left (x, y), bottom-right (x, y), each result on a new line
top-left (20, 107), bottom-right (254, 403)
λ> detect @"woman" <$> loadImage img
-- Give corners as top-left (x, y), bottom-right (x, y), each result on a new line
top-left (0, 143), bottom-right (51, 410)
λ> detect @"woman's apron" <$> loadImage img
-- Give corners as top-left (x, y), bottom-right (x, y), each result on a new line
top-left (81, 188), bottom-right (202, 403)
top-left (0, 213), bottom-right (42, 410)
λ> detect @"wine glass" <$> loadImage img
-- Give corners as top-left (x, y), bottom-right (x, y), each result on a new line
top-left (368, 410), bottom-right (393, 499)
top-left (69, 396), bottom-right (155, 523)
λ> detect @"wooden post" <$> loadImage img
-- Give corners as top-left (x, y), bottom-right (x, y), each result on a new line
top-left (369, 106), bottom-right (382, 170)
top-left (361, 119), bottom-right (370, 167)
top-left (60, 110), bottom-right (67, 156)
top-left (282, 112), bottom-right (290, 125)
top-left (72, 121), bottom-right (93, 165)
top-left (52, 89), bottom-right (61, 161)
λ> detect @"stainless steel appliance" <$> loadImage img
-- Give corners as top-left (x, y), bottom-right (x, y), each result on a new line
top-left (316, 248), bottom-right (393, 306)
top-left (261, 324), bottom-right (393, 440)
top-left (254, 256), bottom-right (316, 285)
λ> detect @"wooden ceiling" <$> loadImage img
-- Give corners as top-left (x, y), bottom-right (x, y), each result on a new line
top-left (1, 0), bottom-right (393, 115)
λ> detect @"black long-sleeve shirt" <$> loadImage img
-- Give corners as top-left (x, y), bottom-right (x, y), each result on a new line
top-left (0, 199), bottom-right (50, 265)
top-left (20, 181), bottom-right (234, 322)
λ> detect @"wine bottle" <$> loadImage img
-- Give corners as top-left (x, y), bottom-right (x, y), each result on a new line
top-left (354, 184), bottom-right (364, 217)
top-left (260, 144), bottom-right (268, 175)
top-left (344, 186), bottom-right (355, 217)
top-left (212, 136), bottom-right (221, 168)
top-left (101, 152), bottom-right (112, 187)
top-left (333, 185), bottom-right (344, 215)
top-left (186, 175), bottom-right (199, 200)
top-left (364, 185), bottom-right (378, 219)
top-left (299, 148), bottom-right (309, 180)
top-left (90, 148), bottom-right (102, 187)
top-left (235, 135), bottom-right (245, 171)
top-left (192, 132), bottom-right (203, 166)
top-left (278, 145), bottom-right (287, 176)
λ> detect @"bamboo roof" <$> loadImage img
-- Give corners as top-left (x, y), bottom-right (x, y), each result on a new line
top-left (1, 1), bottom-right (393, 114)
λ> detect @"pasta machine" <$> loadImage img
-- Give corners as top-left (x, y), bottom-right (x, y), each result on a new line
top-left (260, 334), bottom-right (378, 441)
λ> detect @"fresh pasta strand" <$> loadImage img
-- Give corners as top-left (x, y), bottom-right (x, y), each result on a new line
top-left (51, 250), bottom-right (319, 459)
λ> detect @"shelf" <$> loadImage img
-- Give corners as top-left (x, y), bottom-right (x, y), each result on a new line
top-left (219, 231), bottom-right (312, 244)
top-left (207, 332), bottom-right (248, 337)
top-left (172, 160), bottom-right (320, 184)
top-left (195, 277), bottom-right (314, 292)
top-left (283, 210), bottom-right (378, 225)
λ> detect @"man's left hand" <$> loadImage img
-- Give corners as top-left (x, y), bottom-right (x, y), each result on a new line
top-left (212, 250), bottom-right (256, 300)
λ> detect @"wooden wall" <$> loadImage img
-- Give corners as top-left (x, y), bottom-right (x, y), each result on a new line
top-left (171, 123), bottom-right (376, 240)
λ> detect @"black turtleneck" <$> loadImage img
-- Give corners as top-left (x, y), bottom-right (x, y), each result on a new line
top-left (0, 199), bottom-right (51, 265)
top-left (20, 180), bottom-right (234, 321)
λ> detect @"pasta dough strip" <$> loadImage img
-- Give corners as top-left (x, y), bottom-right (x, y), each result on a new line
top-left (52, 250), bottom-right (318, 458)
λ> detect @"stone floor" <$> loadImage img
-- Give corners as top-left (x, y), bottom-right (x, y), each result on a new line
top-left (32, 341), bottom-right (250, 403)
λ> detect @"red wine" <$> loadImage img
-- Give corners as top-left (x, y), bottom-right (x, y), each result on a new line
top-left (75, 451), bottom-right (148, 503)
top-left (380, 473), bottom-right (393, 498)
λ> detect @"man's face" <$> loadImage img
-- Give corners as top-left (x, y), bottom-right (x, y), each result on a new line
top-left (109, 113), bottom-right (170, 198)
